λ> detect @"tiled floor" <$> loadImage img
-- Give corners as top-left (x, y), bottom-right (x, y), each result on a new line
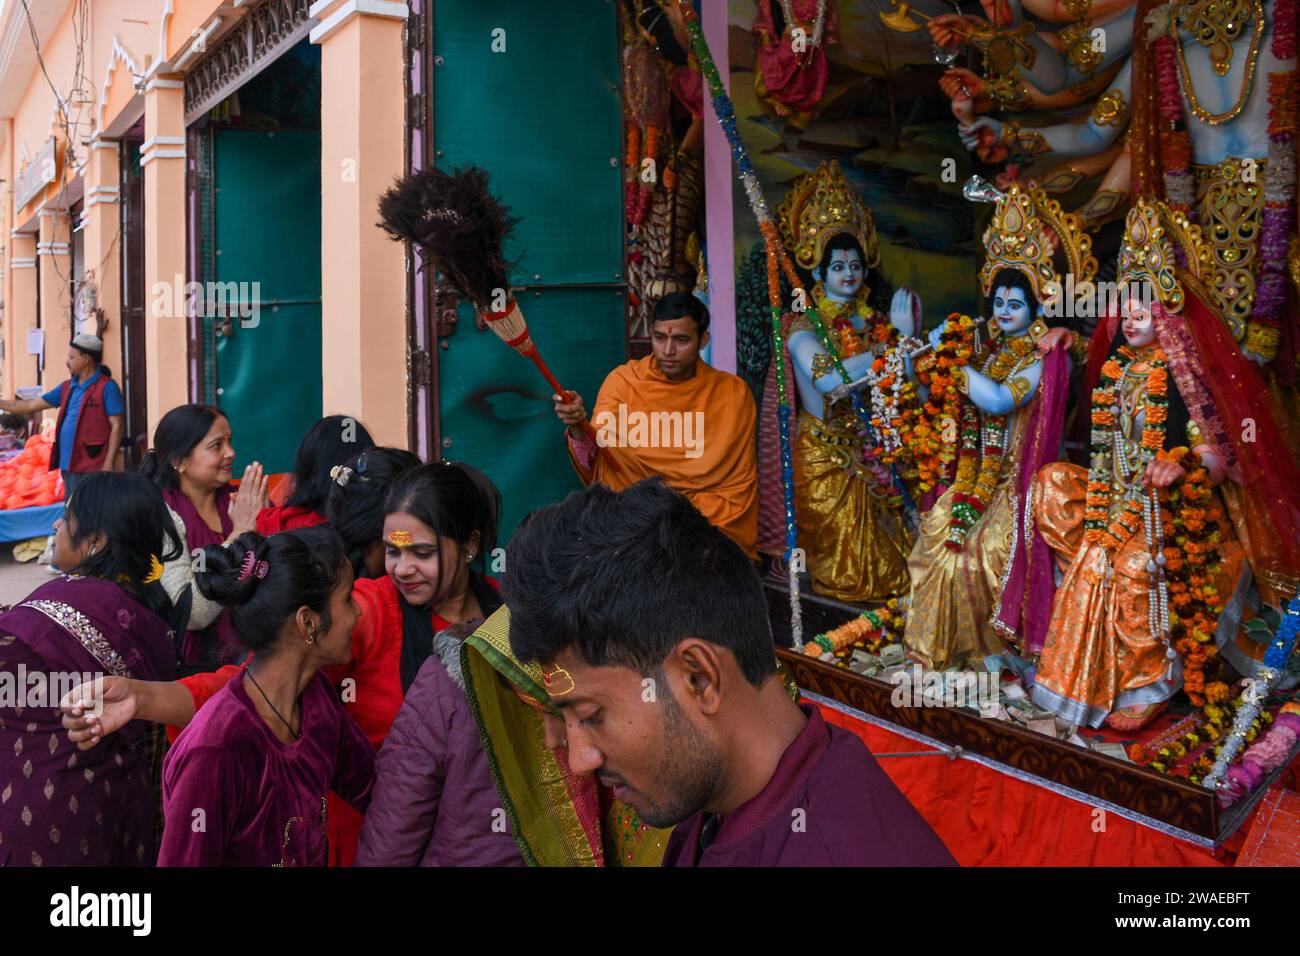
top-left (0, 539), bottom-right (57, 607)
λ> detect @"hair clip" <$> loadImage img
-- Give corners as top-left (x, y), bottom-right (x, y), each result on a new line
top-left (143, 554), bottom-right (165, 584)
top-left (330, 465), bottom-right (353, 487)
top-left (237, 551), bottom-right (270, 582)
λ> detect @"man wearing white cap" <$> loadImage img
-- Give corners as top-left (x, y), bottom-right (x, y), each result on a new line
top-left (0, 334), bottom-right (125, 501)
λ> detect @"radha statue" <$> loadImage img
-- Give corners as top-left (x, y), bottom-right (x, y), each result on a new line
top-left (904, 181), bottom-right (1097, 671)
top-left (757, 162), bottom-right (919, 603)
top-left (1030, 198), bottom-right (1300, 728)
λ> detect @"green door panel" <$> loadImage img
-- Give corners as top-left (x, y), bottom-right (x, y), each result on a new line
top-left (439, 288), bottom-right (626, 539)
top-left (433, 0), bottom-right (626, 541)
top-left (214, 128), bottom-right (323, 473)
top-left (431, 1), bottom-right (623, 282)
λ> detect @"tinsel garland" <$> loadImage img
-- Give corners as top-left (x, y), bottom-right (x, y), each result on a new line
top-left (677, 2), bottom-right (805, 644)
top-left (677, 1), bottom-right (915, 648)
top-left (1204, 587), bottom-right (1300, 796)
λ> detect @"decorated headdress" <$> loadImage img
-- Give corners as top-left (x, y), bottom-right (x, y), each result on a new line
top-left (1116, 197), bottom-right (1212, 314)
top-left (777, 162), bottom-right (880, 272)
top-left (967, 177), bottom-right (1097, 305)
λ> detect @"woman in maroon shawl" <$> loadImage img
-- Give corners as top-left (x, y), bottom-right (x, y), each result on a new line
top-left (139, 404), bottom-right (269, 671)
top-left (0, 472), bottom-right (181, 866)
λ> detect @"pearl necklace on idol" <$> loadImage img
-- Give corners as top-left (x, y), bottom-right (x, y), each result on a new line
top-left (779, 0), bottom-right (828, 48)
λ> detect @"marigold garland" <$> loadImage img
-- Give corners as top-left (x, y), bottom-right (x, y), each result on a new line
top-left (903, 313), bottom-right (974, 494)
top-left (804, 597), bottom-right (907, 660)
top-left (1161, 446), bottom-right (1228, 709)
top-left (1085, 346), bottom-right (1169, 553)
top-left (945, 326), bottom-right (1035, 549)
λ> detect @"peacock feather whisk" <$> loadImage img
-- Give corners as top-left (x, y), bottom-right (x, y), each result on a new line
top-left (378, 166), bottom-right (598, 440)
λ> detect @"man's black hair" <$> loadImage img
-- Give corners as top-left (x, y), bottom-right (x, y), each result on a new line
top-left (652, 292), bottom-right (710, 336)
top-left (503, 478), bottom-right (775, 687)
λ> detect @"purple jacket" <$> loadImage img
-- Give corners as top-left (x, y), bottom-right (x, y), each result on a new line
top-left (355, 631), bottom-right (524, 867)
top-left (664, 704), bottom-right (956, 867)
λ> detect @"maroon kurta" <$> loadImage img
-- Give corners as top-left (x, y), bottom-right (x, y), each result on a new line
top-left (163, 485), bottom-right (239, 667)
top-left (158, 671), bottom-right (374, 866)
top-left (663, 704), bottom-right (956, 866)
top-left (0, 576), bottom-right (176, 867)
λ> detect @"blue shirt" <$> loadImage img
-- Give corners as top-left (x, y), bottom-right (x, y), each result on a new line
top-left (43, 371), bottom-right (125, 471)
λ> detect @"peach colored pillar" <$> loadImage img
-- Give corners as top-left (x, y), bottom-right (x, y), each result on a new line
top-left (83, 136), bottom-right (123, 384)
top-left (312, 0), bottom-right (410, 449)
top-left (1, 120), bottom-right (12, 396)
top-left (38, 210), bottom-right (72, 401)
top-left (141, 75), bottom-right (189, 437)
top-left (7, 232), bottom-right (39, 394)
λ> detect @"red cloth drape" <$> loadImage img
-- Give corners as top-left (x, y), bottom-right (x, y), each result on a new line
top-left (817, 701), bottom-right (1300, 866)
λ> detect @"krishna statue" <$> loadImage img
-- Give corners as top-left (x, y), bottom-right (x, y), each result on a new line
top-left (904, 180), bottom-right (1097, 671)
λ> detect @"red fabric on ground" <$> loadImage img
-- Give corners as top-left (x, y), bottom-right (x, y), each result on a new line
top-left (817, 702), bottom-right (1235, 866)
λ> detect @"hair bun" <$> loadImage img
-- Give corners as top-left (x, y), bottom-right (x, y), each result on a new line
top-left (194, 532), bottom-right (271, 607)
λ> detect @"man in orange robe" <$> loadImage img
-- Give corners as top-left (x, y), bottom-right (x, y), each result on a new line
top-left (554, 293), bottom-right (758, 557)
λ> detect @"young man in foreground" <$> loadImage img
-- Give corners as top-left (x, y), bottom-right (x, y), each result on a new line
top-left (503, 478), bottom-right (954, 867)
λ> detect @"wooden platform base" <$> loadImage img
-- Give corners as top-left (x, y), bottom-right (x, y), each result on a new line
top-left (764, 580), bottom-right (1294, 845)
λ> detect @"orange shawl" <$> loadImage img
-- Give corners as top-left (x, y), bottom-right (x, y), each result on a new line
top-left (568, 356), bottom-right (758, 556)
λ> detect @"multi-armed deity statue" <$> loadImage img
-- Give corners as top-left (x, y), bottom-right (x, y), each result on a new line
top-left (919, 0), bottom-right (1298, 373)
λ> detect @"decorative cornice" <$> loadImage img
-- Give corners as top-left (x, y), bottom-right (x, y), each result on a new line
top-left (9, 257), bottom-right (37, 269)
top-left (144, 76), bottom-right (184, 93)
top-left (310, 0), bottom-right (408, 45)
top-left (95, 37), bottom-right (143, 135)
top-left (140, 147), bottom-right (186, 166)
top-left (140, 135), bottom-right (185, 152)
top-left (36, 242), bottom-right (70, 256)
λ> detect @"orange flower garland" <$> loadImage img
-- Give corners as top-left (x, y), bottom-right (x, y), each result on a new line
top-left (1085, 346), bottom-right (1169, 553)
top-left (945, 327), bottom-right (1035, 549)
top-left (1161, 446), bottom-right (1229, 708)
top-left (902, 313), bottom-right (975, 493)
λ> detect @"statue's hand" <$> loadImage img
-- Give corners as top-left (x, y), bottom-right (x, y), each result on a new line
top-left (941, 69), bottom-right (989, 113)
top-left (928, 321), bottom-right (947, 350)
top-left (928, 14), bottom-right (985, 48)
top-left (890, 288), bottom-right (922, 339)
top-left (1036, 327), bottom-right (1073, 354)
top-left (1143, 458), bottom-right (1186, 489)
top-left (959, 116), bottom-right (1001, 153)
